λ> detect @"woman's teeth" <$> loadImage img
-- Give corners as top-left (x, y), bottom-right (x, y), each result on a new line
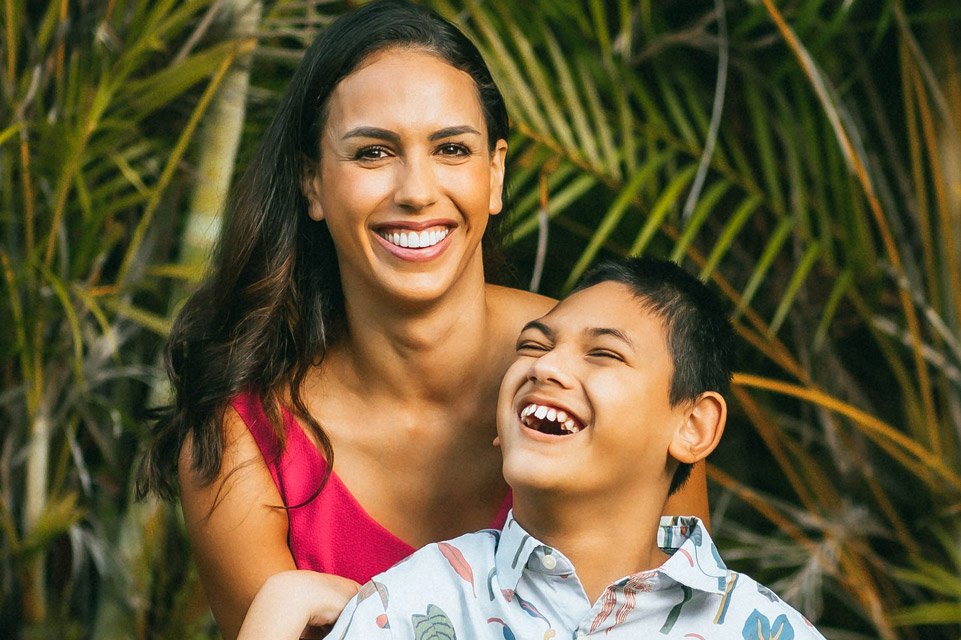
top-left (520, 403), bottom-right (581, 434)
top-left (380, 228), bottom-right (449, 249)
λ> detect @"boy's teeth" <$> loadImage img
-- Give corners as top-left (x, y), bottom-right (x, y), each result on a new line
top-left (520, 402), bottom-right (584, 435)
top-left (381, 228), bottom-right (449, 249)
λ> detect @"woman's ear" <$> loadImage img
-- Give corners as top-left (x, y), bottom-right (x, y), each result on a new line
top-left (668, 391), bottom-right (726, 464)
top-left (488, 139), bottom-right (508, 216)
top-left (301, 161), bottom-right (325, 221)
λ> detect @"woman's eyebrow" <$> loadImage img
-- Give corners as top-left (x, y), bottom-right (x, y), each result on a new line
top-left (342, 126), bottom-right (400, 142)
top-left (429, 125), bottom-right (481, 140)
top-left (341, 125), bottom-right (481, 143)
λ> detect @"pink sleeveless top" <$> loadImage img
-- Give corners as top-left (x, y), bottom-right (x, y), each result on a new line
top-left (232, 392), bottom-right (512, 585)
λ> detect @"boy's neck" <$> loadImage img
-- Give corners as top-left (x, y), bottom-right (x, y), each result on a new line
top-left (511, 489), bottom-right (672, 604)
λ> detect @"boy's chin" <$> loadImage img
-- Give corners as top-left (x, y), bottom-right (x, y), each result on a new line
top-left (503, 460), bottom-right (581, 498)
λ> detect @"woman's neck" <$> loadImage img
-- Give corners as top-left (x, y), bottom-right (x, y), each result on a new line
top-left (327, 268), bottom-right (498, 404)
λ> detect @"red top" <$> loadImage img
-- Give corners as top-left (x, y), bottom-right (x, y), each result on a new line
top-left (232, 392), bottom-right (512, 585)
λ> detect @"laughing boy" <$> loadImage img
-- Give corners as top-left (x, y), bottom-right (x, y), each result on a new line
top-left (240, 257), bottom-right (826, 640)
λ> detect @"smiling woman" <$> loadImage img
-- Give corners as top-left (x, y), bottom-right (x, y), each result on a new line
top-left (301, 48), bottom-right (507, 305)
top-left (136, 1), bottom-right (709, 638)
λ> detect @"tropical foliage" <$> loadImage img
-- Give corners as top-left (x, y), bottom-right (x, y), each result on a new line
top-left (1, 0), bottom-right (959, 638)
top-left (0, 0), bottom-right (258, 636)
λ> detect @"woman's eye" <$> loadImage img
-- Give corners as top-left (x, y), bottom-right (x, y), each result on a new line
top-left (436, 142), bottom-right (470, 157)
top-left (354, 146), bottom-right (391, 161)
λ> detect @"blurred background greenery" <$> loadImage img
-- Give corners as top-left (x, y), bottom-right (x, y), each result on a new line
top-left (1, 0), bottom-right (959, 638)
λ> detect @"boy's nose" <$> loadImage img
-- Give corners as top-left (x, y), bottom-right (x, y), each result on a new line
top-left (527, 350), bottom-right (574, 388)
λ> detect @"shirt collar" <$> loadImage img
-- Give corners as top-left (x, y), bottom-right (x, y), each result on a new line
top-left (494, 511), bottom-right (575, 593)
top-left (655, 515), bottom-right (730, 595)
top-left (494, 512), bottom-right (730, 596)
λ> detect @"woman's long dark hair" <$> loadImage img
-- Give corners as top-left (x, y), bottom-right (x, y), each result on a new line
top-left (138, 0), bottom-right (511, 500)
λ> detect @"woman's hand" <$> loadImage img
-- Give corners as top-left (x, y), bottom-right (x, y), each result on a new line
top-left (238, 570), bottom-right (361, 640)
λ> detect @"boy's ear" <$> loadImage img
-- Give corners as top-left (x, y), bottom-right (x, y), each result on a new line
top-left (668, 391), bottom-right (726, 464)
top-left (301, 160), bottom-right (325, 221)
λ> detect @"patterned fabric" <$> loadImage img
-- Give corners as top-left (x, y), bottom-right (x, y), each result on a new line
top-left (231, 392), bottom-right (512, 585)
top-left (327, 512), bottom-right (826, 640)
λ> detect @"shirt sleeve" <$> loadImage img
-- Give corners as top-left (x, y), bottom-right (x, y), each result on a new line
top-left (325, 582), bottom-right (394, 640)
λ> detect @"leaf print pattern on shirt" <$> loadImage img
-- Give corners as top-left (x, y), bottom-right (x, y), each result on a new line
top-left (488, 617), bottom-right (517, 640)
top-left (612, 572), bottom-right (655, 632)
top-left (714, 573), bottom-right (738, 624)
top-left (512, 534), bottom-right (532, 568)
top-left (590, 586), bottom-right (619, 633)
top-left (742, 610), bottom-right (796, 640)
top-left (514, 592), bottom-right (551, 627)
top-left (659, 585), bottom-right (693, 634)
top-left (756, 584), bottom-right (780, 603)
top-left (357, 580), bottom-right (389, 609)
top-left (438, 542), bottom-right (476, 597)
top-left (323, 516), bottom-right (825, 640)
top-left (412, 604), bottom-right (457, 640)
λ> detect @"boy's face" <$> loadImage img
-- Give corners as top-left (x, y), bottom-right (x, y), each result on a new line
top-left (497, 281), bottom-right (689, 500)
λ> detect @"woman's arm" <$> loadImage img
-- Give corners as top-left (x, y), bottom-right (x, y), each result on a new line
top-left (238, 570), bottom-right (363, 640)
top-left (662, 460), bottom-right (711, 529)
top-left (179, 408), bottom-right (357, 639)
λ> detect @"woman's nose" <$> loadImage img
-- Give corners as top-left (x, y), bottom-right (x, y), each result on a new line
top-left (394, 155), bottom-right (439, 210)
top-left (527, 349), bottom-right (574, 388)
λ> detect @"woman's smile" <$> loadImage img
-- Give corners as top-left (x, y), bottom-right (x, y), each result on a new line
top-left (373, 220), bottom-right (455, 262)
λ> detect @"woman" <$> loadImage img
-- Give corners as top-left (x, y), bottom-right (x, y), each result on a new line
top-left (139, 2), bottom-right (710, 638)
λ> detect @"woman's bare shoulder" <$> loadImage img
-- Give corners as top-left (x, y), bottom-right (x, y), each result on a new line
top-left (486, 284), bottom-right (556, 326)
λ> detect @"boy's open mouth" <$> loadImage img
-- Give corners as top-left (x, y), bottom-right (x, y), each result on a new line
top-left (519, 403), bottom-right (585, 436)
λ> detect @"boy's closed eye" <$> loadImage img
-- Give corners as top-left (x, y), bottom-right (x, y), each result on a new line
top-left (587, 348), bottom-right (626, 362)
top-left (516, 340), bottom-right (550, 353)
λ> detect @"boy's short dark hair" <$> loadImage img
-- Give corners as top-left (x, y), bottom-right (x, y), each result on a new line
top-left (573, 257), bottom-right (735, 495)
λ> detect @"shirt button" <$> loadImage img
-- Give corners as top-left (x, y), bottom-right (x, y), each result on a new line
top-left (541, 554), bottom-right (557, 570)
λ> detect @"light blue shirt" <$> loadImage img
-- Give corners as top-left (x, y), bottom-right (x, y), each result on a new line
top-left (328, 512), bottom-right (826, 639)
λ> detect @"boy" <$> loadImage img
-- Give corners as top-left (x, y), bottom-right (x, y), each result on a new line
top-left (240, 257), bottom-right (826, 639)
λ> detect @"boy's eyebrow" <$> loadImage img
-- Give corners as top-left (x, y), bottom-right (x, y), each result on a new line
top-left (520, 319), bottom-right (554, 340)
top-left (587, 327), bottom-right (636, 350)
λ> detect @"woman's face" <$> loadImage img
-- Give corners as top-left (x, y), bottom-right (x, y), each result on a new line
top-left (303, 48), bottom-right (507, 307)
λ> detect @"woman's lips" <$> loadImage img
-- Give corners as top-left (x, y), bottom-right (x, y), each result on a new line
top-left (372, 224), bottom-right (453, 262)
top-left (377, 226), bottom-right (450, 249)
